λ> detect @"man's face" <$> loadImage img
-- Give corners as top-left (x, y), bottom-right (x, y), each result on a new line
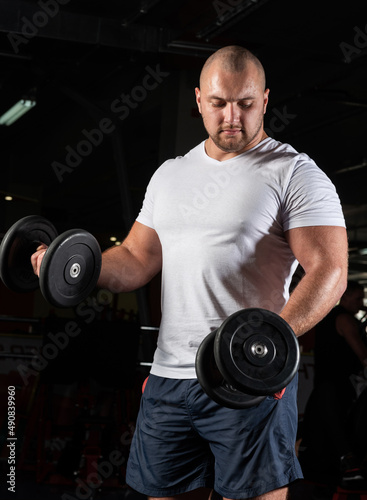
top-left (195, 62), bottom-right (269, 161)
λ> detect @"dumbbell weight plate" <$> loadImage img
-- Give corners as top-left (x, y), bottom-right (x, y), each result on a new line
top-left (0, 215), bottom-right (58, 293)
top-left (214, 308), bottom-right (300, 396)
top-left (39, 229), bottom-right (102, 308)
top-left (195, 330), bottom-right (266, 409)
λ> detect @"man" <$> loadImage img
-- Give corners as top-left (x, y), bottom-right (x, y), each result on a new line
top-left (32, 46), bottom-right (348, 499)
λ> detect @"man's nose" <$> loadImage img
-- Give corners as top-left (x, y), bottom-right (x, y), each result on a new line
top-left (223, 103), bottom-right (240, 124)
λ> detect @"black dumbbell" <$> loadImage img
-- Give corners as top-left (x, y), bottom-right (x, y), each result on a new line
top-left (0, 215), bottom-right (101, 308)
top-left (195, 308), bottom-right (300, 408)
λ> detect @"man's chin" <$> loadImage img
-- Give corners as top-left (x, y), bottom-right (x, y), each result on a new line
top-left (215, 137), bottom-right (247, 153)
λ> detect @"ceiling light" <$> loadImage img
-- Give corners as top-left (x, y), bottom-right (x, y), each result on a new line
top-left (4, 196), bottom-right (12, 201)
top-left (0, 99), bottom-right (36, 126)
top-left (110, 236), bottom-right (117, 242)
top-left (115, 241), bottom-right (122, 246)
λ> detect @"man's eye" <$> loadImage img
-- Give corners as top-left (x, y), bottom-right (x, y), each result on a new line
top-left (212, 102), bottom-right (225, 107)
top-left (239, 102), bottom-right (252, 108)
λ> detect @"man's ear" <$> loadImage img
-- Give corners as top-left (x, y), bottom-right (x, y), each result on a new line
top-left (263, 88), bottom-right (270, 114)
top-left (195, 87), bottom-right (202, 114)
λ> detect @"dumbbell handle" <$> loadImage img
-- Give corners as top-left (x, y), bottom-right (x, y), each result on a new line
top-left (30, 243), bottom-right (48, 278)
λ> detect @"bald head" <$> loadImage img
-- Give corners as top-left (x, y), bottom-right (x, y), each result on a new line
top-left (195, 45), bottom-right (269, 160)
top-left (199, 45), bottom-right (266, 91)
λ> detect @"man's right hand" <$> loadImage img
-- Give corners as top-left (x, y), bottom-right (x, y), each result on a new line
top-left (30, 244), bottom-right (48, 277)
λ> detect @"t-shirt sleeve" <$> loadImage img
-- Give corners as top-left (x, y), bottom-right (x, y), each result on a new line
top-left (282, 159), bottom-right (345, 231)
top-left (135, 158), bottom-right (177, 229)
top-left (135, 161), bottom-right (170, 230)
top-left (136, 176), bottom-right (155, 229)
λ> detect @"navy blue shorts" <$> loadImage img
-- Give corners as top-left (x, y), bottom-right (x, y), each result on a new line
top-left (126, 374), bottom-right (303, 499)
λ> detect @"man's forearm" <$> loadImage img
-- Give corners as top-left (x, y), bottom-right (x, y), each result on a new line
top-left (280, 265), bottom-right (348, 337)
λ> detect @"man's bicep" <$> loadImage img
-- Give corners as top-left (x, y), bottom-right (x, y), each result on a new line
top-left (123, 221), bottom-right (162, 272)
top-left (284, 225), bottom-right (348, 274)
top-left (279, 226), bottom-right (348, 335)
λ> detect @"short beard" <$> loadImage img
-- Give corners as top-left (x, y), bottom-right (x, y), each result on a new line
top-left (203, 117), bottom-right (264, 153)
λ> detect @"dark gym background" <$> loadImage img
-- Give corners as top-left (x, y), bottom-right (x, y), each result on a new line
top-left (0, 1), bottom-right (366, 499)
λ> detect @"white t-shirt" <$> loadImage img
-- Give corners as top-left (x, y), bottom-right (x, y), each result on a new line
top-left (136, 138), bottom-right (345, 378)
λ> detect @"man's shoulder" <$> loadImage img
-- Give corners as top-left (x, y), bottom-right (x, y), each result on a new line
top-left (258, 138), bottom-right (321, 177)
top-left (156, 142), bottom-right (204, 171)
top-left (259, 137), bottom-right (302, 158)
